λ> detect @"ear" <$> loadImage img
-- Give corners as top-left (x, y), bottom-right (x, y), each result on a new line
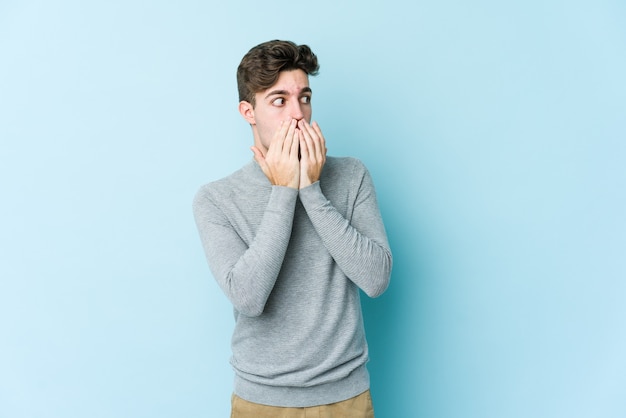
top-left (238, 101), bottom-right (255, 125)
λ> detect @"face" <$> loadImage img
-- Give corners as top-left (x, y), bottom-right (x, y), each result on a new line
top-left (239, 69), bottom-right (312, 152)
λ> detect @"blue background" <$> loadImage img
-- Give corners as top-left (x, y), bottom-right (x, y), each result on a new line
top-left (1, 1), bottom-right (625, 417)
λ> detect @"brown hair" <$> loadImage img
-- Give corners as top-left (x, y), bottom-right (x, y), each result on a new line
top-left (237, 40), bottom-right (319, 106)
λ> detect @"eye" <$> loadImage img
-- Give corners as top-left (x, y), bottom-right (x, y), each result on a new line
top-left (272, 97), bottom-right (285, 106)
top-left (300, 96), bottom-right (311, 104)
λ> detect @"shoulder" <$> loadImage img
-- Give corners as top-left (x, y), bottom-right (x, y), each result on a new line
top-left (324, 156), bottom-right (368, 177)
top-left (193, 162), bottom-right (256, 207)
top-left (322, 156), bottom-right (371, 188)
top-left (194, 170), bottom-right (236, 201)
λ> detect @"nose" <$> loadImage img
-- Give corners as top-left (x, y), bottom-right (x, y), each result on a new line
top-left (289, 101), bottom-right (304, 121)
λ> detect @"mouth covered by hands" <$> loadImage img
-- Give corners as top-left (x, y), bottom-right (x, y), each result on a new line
top-left (252, 119), bottom-right (327, 190)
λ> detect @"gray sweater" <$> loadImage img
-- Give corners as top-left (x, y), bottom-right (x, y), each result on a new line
top-left (193, 156), bottom-right (392, 407)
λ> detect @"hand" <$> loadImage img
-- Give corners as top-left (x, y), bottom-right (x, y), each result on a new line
top-left (298, 120), bottom-right (326, 189)
top-left (251, 119), bottom-right (300, 189)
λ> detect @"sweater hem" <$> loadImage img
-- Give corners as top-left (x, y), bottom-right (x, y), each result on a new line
top-left (233, 364), bottom-right (370, 408)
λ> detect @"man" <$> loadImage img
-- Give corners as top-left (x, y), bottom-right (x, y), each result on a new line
top-left (193, 40), bottom-right (392, 417)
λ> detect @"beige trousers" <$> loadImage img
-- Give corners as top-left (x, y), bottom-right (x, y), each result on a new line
top-left (230, 389), bottom-right (375, 418)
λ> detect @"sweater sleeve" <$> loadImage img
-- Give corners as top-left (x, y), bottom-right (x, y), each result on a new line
top-left (193, 185), bottom-right (298, 316)
top-left (298, 161), bottom-right (392, 297)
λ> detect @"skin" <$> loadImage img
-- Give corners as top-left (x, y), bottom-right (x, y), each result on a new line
top-left (238, 69), bottom-right (327, 190)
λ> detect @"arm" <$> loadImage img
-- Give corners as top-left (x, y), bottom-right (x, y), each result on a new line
top-left (299, 162), bottom-right (392, 297)
top-left (193, 119), bottom-right (302, 316)
top-left (298, 121), bottom-right (391, 296)
top-left (193, 185), bottom-right (298, 316)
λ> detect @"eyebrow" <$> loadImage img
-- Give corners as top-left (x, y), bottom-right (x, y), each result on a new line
top-left (265, 87), bottom-right (312, 99)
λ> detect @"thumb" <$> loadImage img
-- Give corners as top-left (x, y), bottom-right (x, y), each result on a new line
top-left (250, 146), bottom-right (265, 164)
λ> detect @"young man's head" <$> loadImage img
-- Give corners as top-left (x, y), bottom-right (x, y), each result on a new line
top-left (237, 40), bottom-right (320, 151)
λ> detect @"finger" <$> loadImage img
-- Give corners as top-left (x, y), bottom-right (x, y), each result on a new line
top-left (311, 121), bottom-right (326, 154)
top-left (267, 120), bottom-right (290, 156)
top-left (311, 120), bottom-right (323, 135)
top-left (297, 122), bottom-right (313, 159)
top-left (299, 120), bottom-right (322, 160)
top-left (298, 119), bottom-right (315, 139)
top-left (292, 127), bottom-right (302, 158)
top-left (298, 119), bottom-right (315, 140)
top-left (282, 119), bottom-right (298, 155)
top-left (250, 146), bottom-right (266, 164)
top-left (311, 121), bottom-right (327, 158)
